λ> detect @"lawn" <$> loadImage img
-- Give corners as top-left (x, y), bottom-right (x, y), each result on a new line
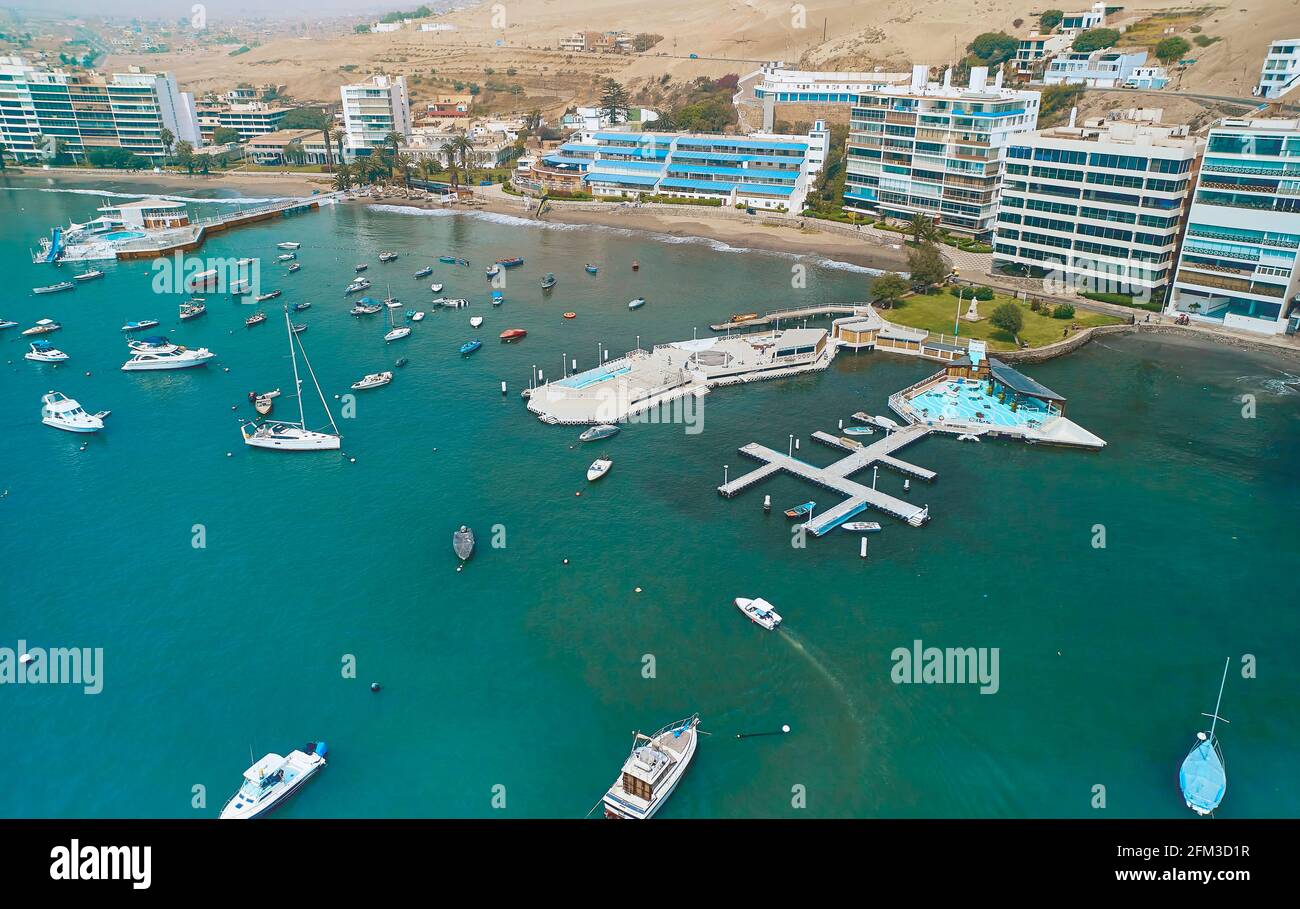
top-left (881, 289), bottom-right (1124, 351)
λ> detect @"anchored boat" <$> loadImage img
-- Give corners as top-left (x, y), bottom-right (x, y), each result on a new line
top-left (601, 714), bottom-right (699, 819)
top-left (241, 308), bottom-right (342, 452)
top-left (499, 328), bottom-right (526, 342)
top-left (585, 263), bottom-right (598, 274)
top-left (73, 269), bottom-right (105, 282)
top-left (246, 312), bottom-right (267, 327)
top-left (784, 501), bottom-right (815, 519)
top-left (350, 371), bottom-right (393, 390)
top-left (277, 242), bottom-right (301, 250)
top-left (120, 319), bottom-right (160, 333)
top-left (578, 424), bottom-right (619, 443)
top-left (33, 281), bottom-right (75, 295)
top-left (219, 742), bottom-right (328, 820)
top-left (22, 319), bottom-right (61, 336)
top-left (496, 256), bottom-right (524, 268)
top-left (378, 251), bottom-right (399, 262)
top-left (414, 266), bottom-right (433, 278)
top-left (587, 456), bottom-right (612, 482)
top-left (841, 521), bottom-right (882, 533)
top-left (1180, 658), bottom-right (1232, 816)
top-left (180, 301), bottom-right (206, 320)
top-left (41, 391), bottom-right (109, 433)
top-left (628, 298), bottom-right (645, 310)
top-left (122, 342), bottom-right (215, 371)
top-left (459, 339), bottom-right (482, 356)
top-left (25, 340), bottom-right (68, 362)
top-left (540, 273), bottom-right (557, 290)
top-left (453, 525), bottom-right (475, 561)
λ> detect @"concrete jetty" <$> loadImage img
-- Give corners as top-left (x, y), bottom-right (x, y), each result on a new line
top-left (718, 424), bottom-right (935, 534)
top-left (709, 302), bottom-right (869, 333)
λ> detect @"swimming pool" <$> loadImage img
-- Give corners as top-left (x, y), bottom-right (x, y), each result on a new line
top-left (908, 378), bottom-right (1051, 429)
top-left (103, 230), bottom-right (146, 242)
top-left (556, 363), bottom-right (633, 389)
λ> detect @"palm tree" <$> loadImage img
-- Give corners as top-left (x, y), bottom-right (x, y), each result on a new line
top-left (440, 140), bottom-right (461, 191)
top-left (333, 162), bottom-right (352, 191)
top-left (159, 127), bottom-right (175, 166)
top-left (284, 139), bottom-right (304, 166)
top-left (380, 130), bottom-right (403, 177)
top-left (0, 140), bottom-right (7, 170)
top-left (910, 213), bottom-right (939, 245)
top-left (329, 128), bottom-right (346, 171)
top-left (393, 152), bottom-right (414, 188)
top-left (418, 157), bottom-right (440, 186)
top-left (174, 140), bottom-right (195, 174)
top-left (322, 128), bottom-right (335, 173)
top-left (449, 134), bottom-right (474, 186)
top-left (196, 153), bottom-right (212, 175)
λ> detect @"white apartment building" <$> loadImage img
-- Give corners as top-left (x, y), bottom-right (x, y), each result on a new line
top-left (1253, 39), bottom-right (1300, 100)
top-left (1166, 118), bottom-right (1300, 335)
top-left (340, 74), bottom-right (411, 158)
top-left (749, 62), bottom-right (911, 131)
top-left (992, 110), bottom-right (1201, 296)
top-left (844, 65), bottom-right (1041, 237)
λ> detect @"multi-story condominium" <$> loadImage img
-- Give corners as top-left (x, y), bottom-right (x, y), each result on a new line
top-left (1166, 118), bottom-right (1300, 335)
top-left (1253, 39), bottom-right (1300, 99)
top-left (1044, 50), bottom-right (1150, 88)
top-left (1013, 31), bottom-right (1072, 78)
top-left (1060, 3), bottom-right (1107, 34)
top-left (748, 63), bottom-right (910, 130)
top-left (215, 102), bottom-right (289, 141)
top-left (843, 65), bottom-right (1041, 237)
top-left (992, 110), bottom-right (1201, 296)
top-left (340, 74), bottom-right (411, 158)
top-left (536, 122), bottom-right (830, 210)
top-left (0, 56), bottom-right (200, 162)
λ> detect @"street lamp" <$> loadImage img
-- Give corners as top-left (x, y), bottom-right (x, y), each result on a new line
top-left (953, 267), bottom-right (963, 339)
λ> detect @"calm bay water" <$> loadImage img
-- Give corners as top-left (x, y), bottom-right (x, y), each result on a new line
top-left (2, 180), bottom-right (1298, 818)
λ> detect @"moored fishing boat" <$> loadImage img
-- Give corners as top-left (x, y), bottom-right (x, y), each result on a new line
top-left (499, 328), bottom-right (526, 342)
top-left (292, 301), bottom-right (312, 312)
top-left (33, 281), bottom-right (75, 295)
top-left (73, 269), bottom-right (105, 282)
top-left (41, 391), bottom-right (109, 433)
top-left (414, 266), bottom-right (433, 279)
top-left (1180, 658), bottom-right (1232, 816)
top-left (439, 255), bottom-right (459, 264)
top-left (453, 525), bottom-right (475, 561)
top-left (355, 263), bottom-right (369, 272)
top-left (179, 301), bottom-right (206, 320)
top-left (287, 263), bottom-right (301, 274)
top-left (350, 371), bottom-right (393, 390)
top-left (734, 597), bottom-right (782, 630)
top-left (490, 291), bottom-right (503, 306)
top-left (277, 242), bottom-right (301, 250)
top-left (485, 264), bottom-right (500, 278)
top-left (459, 339), bottom-right (483, 356)
top-left (378, 251), bottom-right (398, 262)
top-left (246, 312), bottom-right (267, 327)
top-left (540, 273), bottom-right (557, 290)
top-left (578, 424), bottom-right (619, 443)
top-left (784, 501), bottom-right (815, 519)
top-left (585, 263), bottom-right (598, 274)
top-left (601, 714), bottom-right (699, 819)
top-left (496, 256), bottom-right (524, 268)
top-left (219, 742), bottom-right (328, 820)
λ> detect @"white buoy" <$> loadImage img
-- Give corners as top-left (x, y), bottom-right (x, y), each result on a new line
top-left (860, 538), bottom-right (868, 559)
top-left (571, 358), bottom-right (577, 371)
top-left (838, 418), bottom-right (843, 429)
top-left (794, 438), bottom-right (800, 451)
top-left (763, 494), bottom-right (771, 513)
top-left (904, 478), bottom-right (911, 491)
top-left (500, 381), bottom-right (507, 395)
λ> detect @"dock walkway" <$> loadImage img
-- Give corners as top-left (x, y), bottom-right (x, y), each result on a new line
top-left (709, 302), bottom-right (868, 332)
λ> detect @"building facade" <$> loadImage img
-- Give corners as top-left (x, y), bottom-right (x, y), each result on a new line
top-left (340, 74), bottom-right (411, 158)
top-left (214, 102), bottom-right (289, 141)
top-left (1253, 39), bottom-right (1300, 99)
top-left (245, 128), bottom-right (330, 165)
top-left (992, 111), bottom-right (1201, 296)
top-left (843, 65), bottom-right (1041, 237)
top-left (749, 63), bottom-right (910, 130)
top-left (1043, 51), bottom-right (1149, 88)
top-left (537, 122), bottom-right (829, 210)
top-left (0, 56), bottom-right (201, 162)
top-left (1166, 118), bottom-right (1300, 335)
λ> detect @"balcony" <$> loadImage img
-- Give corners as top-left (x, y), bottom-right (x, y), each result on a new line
top-left (1176, 271), bottom-right (1285, 297)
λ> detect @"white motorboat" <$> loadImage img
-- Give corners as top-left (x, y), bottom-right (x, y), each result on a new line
top-left (350, 371), bottom-right (393, 390)
top-left (578, 424), bottom-right (620, 443)
top-left (41, 391), bottom-right (109, 433)
top-left (0, 319), bottom-right (18, 329)
top-left (121, 319), bottom-right (160, 333)
top-left (73, 269), bottom-right (105, 282)
top-left (22, 319), bottom-right (61, 336)
top-left (470, 316), bottom-right (484, 328)
top-left (734, 597), bottom-right (782, 630)
top-left (411, 311), bottom-right (425, 322)
top-left (122, 343), bottom-right (215, 371)
top-left (277, 241), bottom-right (301, 250)
top-left (276, 253), bottom-right (296, 262)
top-left (587, 456), bottom-right (612, 482)
top-left (25, 341), bottom-right (68, 362)
top-left (344, 279), bottom-right (371, 295)
top-left (242, 309), bottom-right (342, 452)
top-left (601, 715), bottom-right (699, 819)
top-left (841, 521), bottom-right (882, 533)
top-left (179, 301), bottom-right (206, 320)
top-left (434, 298), bottom-right (469, 309)
top-left (628, 298), bottom-right (646, 310)
top-left (219, 742), bottom-right (328, 819)
top-left (430, 283), bottom-right (444, 293)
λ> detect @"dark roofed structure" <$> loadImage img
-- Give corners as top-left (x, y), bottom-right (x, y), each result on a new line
top-left (987, 357), bottom-right (1066, 403)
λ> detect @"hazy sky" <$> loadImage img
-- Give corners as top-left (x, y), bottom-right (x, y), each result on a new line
top-left (1, 0), bottom-right (439, 18)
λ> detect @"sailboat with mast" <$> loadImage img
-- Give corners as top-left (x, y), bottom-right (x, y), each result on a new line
top-left (240, 307), bottom-right (341, 451)
top-left (384, 285), bottom-right (411, 342)
top-left (1179, 657), bottom-right (1231, 816)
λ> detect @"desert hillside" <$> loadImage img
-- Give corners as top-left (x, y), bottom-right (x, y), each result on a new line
top-left (100, 1), bottom-right (1297, 111)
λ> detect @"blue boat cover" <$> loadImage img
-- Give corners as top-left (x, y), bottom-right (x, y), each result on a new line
top-left (1179, 739), bottom-right (1226, 813)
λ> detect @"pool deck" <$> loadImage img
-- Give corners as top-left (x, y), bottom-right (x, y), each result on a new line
top-left (718, 424), bottom-right (934, 533)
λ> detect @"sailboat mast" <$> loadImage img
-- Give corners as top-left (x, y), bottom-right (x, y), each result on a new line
top-left (1209, 657), bottom-right (1230, 739)
top-left (293, 324), bottom-right (339, 435)
top-left (284, 307), bottom-right (305, 427)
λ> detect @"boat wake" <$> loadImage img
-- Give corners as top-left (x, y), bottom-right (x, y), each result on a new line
top-left (365, 204), bottom-right (887, 275)
top-left (778, 628), bottom-right (869, 747)
top-left (1238, 371), bottom-right (1300, 396)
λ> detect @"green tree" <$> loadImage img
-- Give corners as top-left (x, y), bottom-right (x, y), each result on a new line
top-left (909, 213), bottom-right (940, 245)
top-left (1072, 28), bottom-right (1120, 53)
top-left (158, 126), bottom-right (174, 164)
top-left (1154, 36), bottom-right (1191, 65)
top-left (195, 153), bottom-right (212, 174)
top-left (968, 32), bottom-right (1019, 66)
top-left (174, 139), bottom-right (195, 173)
top-left (1039, 9), bottom-right (1064, 31)
top-left (870, 273), bottom-right (910, 308)
top-left (280, 107), bottom-right (331, 130)
top-left (600, 78), bottom-right (629, 125)
top-left (393, 151), bottom-right (414, 187)
top-left (990, 301), bottom-right (1024, 340)
top-left (213, 126), bottom-right (241, 145)
top-left (906, 241), bottom-right (948, 288)
top-left (0, 141), bottom-right (7, 170)
top-left (333, 161), bottom-right (352, 191)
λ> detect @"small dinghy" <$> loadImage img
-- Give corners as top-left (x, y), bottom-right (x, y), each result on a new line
top-left (246, 312), bottom-right (267, 327)
top-left (355, 263), bottom-right (369, 272)
top-left (350, 371), bottom-right (393, 390)
top-left (490, 291), bottom-right (504, 306)
top-left (734, 597), bottom-right (782, 631)
top-left (414, 266), bottom-right (433, 279)
top-left (578, 424), bottom-right (619, 443)
top-left (439, 255), bottom-right (459, 264)
top-left (459, 339), bottom-right (483, 356)
top-left (292, 301), bottom-right (312, 312)
top-left (470, 316), bottom-right (484, 328)
top-left (121, 319), bottom-right (160, 332)
top-left (499, 328), bottom-right (526, 342)
top-left (249, 389), bottom-right (280, 415)
top-left (378, 251), bottom-right (398, 262)
top-left (411, 311), bottom-right (426, 322)
top-left (25, 340), bottom-right (68, 362)
top-left (453, 525), bottom-right (475, 561)
top-left (485, 264), bottom-right (500, 278)
top-left (431, 283), bottom-right (444, 293)
top-left (841, 521), bottom-right (882, 533)
top-left (628, 298), bottom-right (645, 310)
top-left (394, 357), bottom-right (409, 368)
top-left (540, 273), bottom-right (557, 290)
top-left (586, 456), bottom-right (612, 482)
top-left (784, 501), bottom-right (815, 519)
top-left (585, 263), bottom-right (598, 274)
top-left (287, 263), bottom-right (301, 273)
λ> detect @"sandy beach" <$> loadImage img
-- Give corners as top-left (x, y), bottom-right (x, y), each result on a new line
top-left (2, 166), bottom-right (331, 199)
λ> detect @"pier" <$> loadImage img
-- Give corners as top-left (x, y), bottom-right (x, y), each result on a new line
top-left (718, 424), bottom-right (935, 534)
top-left (709, 302), bottom-right (869, 332)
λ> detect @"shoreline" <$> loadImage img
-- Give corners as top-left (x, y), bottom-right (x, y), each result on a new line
top-left (2, 166), bottom-right (331, 200)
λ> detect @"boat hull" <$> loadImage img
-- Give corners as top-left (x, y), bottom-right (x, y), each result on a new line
top-left (242, 424), bottom-right (341, 451)
top-left (602, 718), bottom-right (698, 819)
top-left (42, 416), bottom-right (102, 433)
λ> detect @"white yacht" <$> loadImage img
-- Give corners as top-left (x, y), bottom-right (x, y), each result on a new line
top-left (25, 341), bottom-right (68, 362)
top-left (587, 457), bottom-right (612, 482)
top-left (219, 742), bottom-right (327, 819)
top-left (122, 343), bottom-right (215, 371)
top-left (601, 715), bottom-right (699, 819)
top-left (242, 309), bottom-right (342, 452)
top-left (734, 596), bottom-right (782, 630)
top-left (277, 241), bottom-right (301, 250)
top-left (350, 371), bottom-right (393, 390)
top-left (41, 391), bottom-right (109, 433)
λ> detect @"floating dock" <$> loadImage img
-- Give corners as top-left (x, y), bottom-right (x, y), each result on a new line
top-left (718, 424), bottom-right (935, 534)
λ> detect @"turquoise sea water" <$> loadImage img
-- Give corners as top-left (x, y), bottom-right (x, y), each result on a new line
top-left (2, 179), bottom-right (1298, 819)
